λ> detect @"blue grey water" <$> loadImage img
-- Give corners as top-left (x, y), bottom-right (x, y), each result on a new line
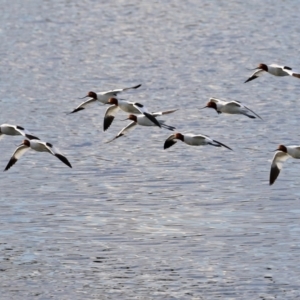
top-left (1, 0), bottom-right (300, 299)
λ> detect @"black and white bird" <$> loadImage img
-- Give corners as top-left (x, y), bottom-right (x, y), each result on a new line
top-left (202, 98), bottom-right (262, 119)
top-left (4, 139), bottom-right (72, 171)
top-left (269, 144), bottom-right (300, 185)
top-left (69, 84), bottom-right (141, 114)
top-left (245, 63), bottom-right (300, 83)
top-left (103, 98), bottom-right (161, 131)
top-left (0, 124), bottom-right (39, 140)
top-left (164, 133), bottom-right (232, 151)
top-left (106, 109), bottom-right (177, 143)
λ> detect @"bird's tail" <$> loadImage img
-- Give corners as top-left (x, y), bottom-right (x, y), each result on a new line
top-left (161, 123), bottom-right (176, 131)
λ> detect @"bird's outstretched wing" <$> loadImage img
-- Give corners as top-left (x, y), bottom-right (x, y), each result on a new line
top-left (269, 151), bottom-right (290, 185)
top-left (106, 121), bottom-right (137, 143)
top-left (164, 134), bottom-right (177, 149)
top-left (244, 69), bottom-right (264, 83)
top-left (68, 98), bottom-right (97, 114)
top-left (14, 125), bottom-right (39, 140)
top-left (103, 105), bottom-right (121, 131)
top-left (43, 142), bottom-right (72, 168)
top-left (211, 139), bottom-right (233, 151)
top-left (133, 103), bottom-right (161, 128)
top-left (281, 67), bottom-right (300, 79)
top-left (152, 109), bottom-right (178, 117)
top-left (4, 144), bottom-right (30, 171)
top-left (103, 84), bottom-right (142, 96)
top-left (243, 105), bottom-right (263, 120)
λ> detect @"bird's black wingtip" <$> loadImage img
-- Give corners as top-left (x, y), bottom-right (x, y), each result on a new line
top-left (69, 107), bottom-right (85, 114)
top-left (244, 76), bottom-right (257, 83)
top-left (26, 134), bottom-right (40, 140)
top-left (103, 116), bottom-right (115, 132)
top-left (269, 166), bottom-right (280, 186)
top-left (164, 139), bottom-right (176, 150)
top-left (213, 140), bottom-right (233, 151)
top-left (55, 154), bottom-right (72, 168)
top-left (4, 157), bottom-right (17, 171)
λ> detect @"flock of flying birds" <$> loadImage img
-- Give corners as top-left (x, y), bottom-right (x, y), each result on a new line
top-left (2, 63), bottom-right (300, 185)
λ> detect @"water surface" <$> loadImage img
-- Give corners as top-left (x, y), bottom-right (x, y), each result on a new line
top-left (1, 0), bottom-right (300, 299)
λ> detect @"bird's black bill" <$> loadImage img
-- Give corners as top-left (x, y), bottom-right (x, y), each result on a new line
top-left (79, 95), bottom-right (89, 100)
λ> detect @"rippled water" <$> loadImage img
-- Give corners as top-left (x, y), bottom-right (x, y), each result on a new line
top-left (1, 0), bottom-right (300, 299)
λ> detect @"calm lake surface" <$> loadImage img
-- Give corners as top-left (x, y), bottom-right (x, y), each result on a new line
top-left (1, 0), bottom-right (300, 299)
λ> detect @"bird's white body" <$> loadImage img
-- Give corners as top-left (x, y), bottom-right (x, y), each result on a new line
top-left (266, 64), bottom-right (291, 76)
top-left (116, 100), bottom-right (145, 114)
top-left (181, 134), bottom-right (215, 146)
top-left (0, 124), bottom-right (24, 136)
top-left (135, 115), bottom-right (164, 126)
top-left (284, 146), bottom-right (300, 158)
top-left (29, 139), bottom-right (54, 153)
top-left (0, 124), bottom-right (38, 140)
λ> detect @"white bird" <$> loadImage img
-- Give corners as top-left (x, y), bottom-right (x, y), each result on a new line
top-left (0, 124), bottom-right (39, 140)
top-left (202, 98), bottom-right (262, 119)
top-left (4, 139), bottom-right (72, 171)
top-left (164, 133), bottom-right (232, 150)
top-left (270, 144), bottom-right (300, 185)
top-left (103, 98), bottom-right (161, 131)
top-left (69, 84), bottom-right (141, 114)
top-left (106, 109), bottom-right (177, 143)
top-left (245, 63), bottom-right (300, 83)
